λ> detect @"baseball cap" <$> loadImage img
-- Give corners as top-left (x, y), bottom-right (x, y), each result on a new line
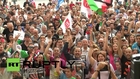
top-left (34, 43), bottom-right (39, 47)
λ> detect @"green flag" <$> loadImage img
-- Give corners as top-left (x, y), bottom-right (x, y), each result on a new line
top-left (70, 77), bottom-right (76, 79)
top-left (60, 20), bottom-right (63, 24)
top-left (20, 50), bottom-right (29, 58)
top-left (17, 39), bottom-right (22, 45)
top-left (100, 22), bottom-right (102, 26)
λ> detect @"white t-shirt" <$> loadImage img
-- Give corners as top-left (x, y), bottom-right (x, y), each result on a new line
top-left (0, 68), bottom-right (13, 79)
top-left (95, 61), bottom-right (115, 79)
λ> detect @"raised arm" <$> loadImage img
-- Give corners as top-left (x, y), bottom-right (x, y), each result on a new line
top-left (117, 32), bottom-right (123, 58)
top-left (40, 40), bottom-right (45, 53)
top-left (44, 40), bottom-right (52, 60)
top-left (55, 58), bottom-right (61, 75)
top-left (63, 37), bottom-right (73, 61)
top-left (134, 21), bottom-right (140, 34)
top-left (91, 62), bottom-right (108, 78)
top-left (90, 29), bottom-right (94, 41)
top-left (110, 69), bottom-right (117, 79)
top-left (88, 41), bottom-right (98, 66)
top-left (13, 34), bottom-right (21, 51)
top-left (99, 18), bottom-right (106, 32)
top-left (128, 21), bottom-right (134, 34)
top-left (4, 43), bottom-right (12, 53)
top-left (67, 29), bottom-right (73, 49)
top-left (103, 29), bottom-right (112, 53)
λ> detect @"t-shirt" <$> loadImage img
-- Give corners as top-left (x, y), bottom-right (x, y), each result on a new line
top-left (0, 68), bottom-right (13, 79)
top-left (21, 42), bottom-right (28, 51)
top-left (50, 65), bottom-right (60, 79)
top-left (2, 28), bottom-right (13, 42)
top-left (132, 42), bottom-right (140, 53)
top-left (0, 52), bottom-right (7, 60)
top-left (60, 72), bottom-right (76, 79)
top-left (95, 61), bottom-right (115, 79)
top-left (121, 55), bottom-right (131, 78)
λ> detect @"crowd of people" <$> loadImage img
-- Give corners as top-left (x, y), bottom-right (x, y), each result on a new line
top-left (0, 0), bottom-right (139, 79)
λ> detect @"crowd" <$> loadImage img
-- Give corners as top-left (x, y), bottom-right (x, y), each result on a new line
top-left (0, 0), bottom-right (139, 79)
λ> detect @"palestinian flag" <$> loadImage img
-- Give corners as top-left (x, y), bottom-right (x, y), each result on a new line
top-left (87, 0), bottom-right (108, 15)
top-left (94, 0), bottom-right (113, 6)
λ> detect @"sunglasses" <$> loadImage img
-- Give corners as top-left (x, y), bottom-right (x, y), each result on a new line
top-left (28, 46), bottom-right (34, 48)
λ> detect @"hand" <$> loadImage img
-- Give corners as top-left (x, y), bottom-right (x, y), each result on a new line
top-left (8, 43), bottom-right (13, 48)
top-left (81, 62), bottom-right (85, 68)
top-left (90, 29), bottom-right (93, 34)
top-left (13, 72), bottom-right (21, 78)
top-left (30, 50), bottom-right (35, 57)
top-left (66, 36), bottom-right (71, 42)
top-left (75, 74), bottom-right (81, 79)
top-left (46, 53), bottom-right (51, 59)
top-left (97, 62), bottom-right (108, 70)
top-left (40, 41), bottom-right (45, 47)
top-left (29, 73), bottom-right (39, 79)
top-left (106, 29), bottom-right (109, 36)
top-left (14, 34), bottom-right (20, 41)
top-left (103, 18), bottom-right (106, 22)
top-left (89, 40), bottom-right (94, 48)
top-left (67, 29), bottom-right (71, 35)
top-left (55, 57), bottom-right (60, 61)
top-left (48, 39), bottom-right (52, 45)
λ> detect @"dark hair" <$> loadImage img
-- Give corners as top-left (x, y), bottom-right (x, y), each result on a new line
top-left (13, 76), bottom-right (23, 79)
top-left (97, 53), bottom-right (106, 62)
top-left (24, 33), bottom-right (31, 38)
top-left (65, 66), bottom-right (74, 72)
top-left (8, 33), bottom-right (13, 36)
top-left (121, 44), bottom-right (128, 49)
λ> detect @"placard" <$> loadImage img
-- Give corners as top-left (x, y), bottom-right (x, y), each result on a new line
top-left (23, 68), bottom-right (45, 79)
top-left (13, 31), bottom-right (25, 40)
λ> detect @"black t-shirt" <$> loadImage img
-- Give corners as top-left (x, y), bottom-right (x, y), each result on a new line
top-left (2, 28), bottom-right (14, 42)
top-left (121, 55), bottom-right (131, 78)
top-left (0, 52), bottom-right (7, 60)
top-left (21, 42), bottom-right (28, 51)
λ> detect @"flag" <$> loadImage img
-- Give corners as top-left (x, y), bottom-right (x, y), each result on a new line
top-left (94, 0), bottom-right (113, 6)
top-left (56, 0), bottom-right (64, 10)
top-left (60, 13), bottom-right (72, 33)
top-left (20, 50), bottom-right (29, 58)
top-left (81, 0), bottom-right (93, 18)
top-left (17, 39), bottom-right (22, 45)
top-left (16, 45), bottom-right (29, 58)
top-left (87, 0), bottom-right (108, 15)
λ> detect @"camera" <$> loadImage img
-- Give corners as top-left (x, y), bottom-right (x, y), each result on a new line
top-left (100, 65), bottom-right (109, 71)
top-left (0, 57), bottom-right (7, 67)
